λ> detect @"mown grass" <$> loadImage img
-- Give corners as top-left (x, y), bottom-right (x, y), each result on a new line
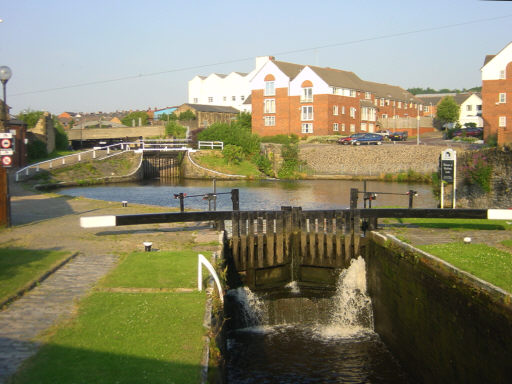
top-left (99, 250), bottom-right (205, 289)
top-left (11, 249), bottom-right (211, 383)
top-left (0, 248), bottom-right (70, 303)
top-left (418, 242), bottom-right (512, 293)
top-left (11, 292), bottom-right (206, 384)
top-left (193, 151), bottom-right (262, 177)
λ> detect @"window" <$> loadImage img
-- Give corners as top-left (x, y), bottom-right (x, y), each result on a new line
top-left (241, 95), bottom-right (245, 101)
top-left (350, 107), bottom-right (356, 118)
top-left (398, 101), bottom-right (402, 108)
top-left (333, 105), bottom-right (338, 115)
top-left (369, 123), bottom-right (375, 132)
top-left (264, 99), bottom-right (275, 114)
top-left (380, 98), bottom-right (385, 107)
top-left (342, 106), bottom-right (345, 114)
top-left (232, 96), bottom-right (236, 101)
top-left (386, 99), bottom-right (390, 106)
top-left (301, 87), bottom-right (313, 102)
top-left (361, 123), bottom-right (367, 131)
top-left (341, 123), bottom-right (346, 131)
top-left (500, 70), bottom-right (506, 79)
top-left (350, 124), bottom-right (355, 132)
top-left (223, 96), bottom-right (227, 102)
top-left (365, 92), bottom-right (371, 99)
top-left (265, 81), bottom-right (275, 96)
top-left (264, 116), bottom-right (275, 126)
top-left (374, 99), bottom-right (378, 106)
top-left (301, 123), bottom-right (313, 133)
top-left (499, 116), bottom-right (507, 127)
top-left (349, 89), bottom-right (356, 97)
top-left (382, 114), bottom-right (388, 118)
top-left (208, 97), bottom-right (213, 103)
top-left (301, 106), bottom-right (313, 120)
top-left (193, 98), bottom-right (198, 103)
top-left (499, 93), bottom-right (506, 103)
top-left (361, 108), bottom-right (368, 121)
top-left (477, 105), bottom-right (482, 111)
top-left (466, 105), bottom-right (472, 111)
top-left (424, 106), bottom-right (429, 112)
top-left (333, 123), bottom-right (339, 131)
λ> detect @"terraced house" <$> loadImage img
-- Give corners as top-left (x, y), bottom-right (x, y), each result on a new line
top-left (250, 58), bottom-right (424, 137)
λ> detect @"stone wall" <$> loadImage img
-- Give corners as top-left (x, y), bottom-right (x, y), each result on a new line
top-left (456, 148), bottom-right (512, 208)
top-left (366, 232), bottom-right (512, 383)
top-left (30, 112), bottom-right (55, 153)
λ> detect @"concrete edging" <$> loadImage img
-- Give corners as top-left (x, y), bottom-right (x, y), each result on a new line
top-left (0, 251), bottom-right (80, 310)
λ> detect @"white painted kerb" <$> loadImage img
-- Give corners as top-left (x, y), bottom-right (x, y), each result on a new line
top-left (80, 216), bottom-right (116, 228)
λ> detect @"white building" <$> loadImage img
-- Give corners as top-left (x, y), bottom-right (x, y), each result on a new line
top-left (459, 93), bottom-right (483, 128)
top-left (188, 56), bottom-right (272, 112)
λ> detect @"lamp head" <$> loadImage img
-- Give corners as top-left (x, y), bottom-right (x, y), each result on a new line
top-left (0, 66), bottom-right (12, 83)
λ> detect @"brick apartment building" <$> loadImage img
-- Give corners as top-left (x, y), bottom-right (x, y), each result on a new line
top-left (481, 41), bottom-right (512, 145)
top-left (250, 58), bottom-right (424, 137)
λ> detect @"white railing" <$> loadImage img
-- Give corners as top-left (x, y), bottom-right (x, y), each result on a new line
top-left (15, 140), bottom-right (195, 182)
top-left (198, 141), bottom-right (224, 150)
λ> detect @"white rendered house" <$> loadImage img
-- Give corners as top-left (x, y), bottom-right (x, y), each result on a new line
top-left (188, 56), bottom-right (272, 112)
top-left (459, 93), bottom-right (483, 128)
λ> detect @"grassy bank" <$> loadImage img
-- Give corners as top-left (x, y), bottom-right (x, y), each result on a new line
top-left (0, 248), bottom-right (71, 305)
top-left (10, 250), bottom-right (211, 383)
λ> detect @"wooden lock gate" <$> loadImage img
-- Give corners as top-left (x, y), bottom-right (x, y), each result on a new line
top-left (230, 207), bottom-right (366, 291)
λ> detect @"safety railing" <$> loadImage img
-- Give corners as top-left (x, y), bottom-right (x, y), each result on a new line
top-left (198, 141), bottom-right (224, 150)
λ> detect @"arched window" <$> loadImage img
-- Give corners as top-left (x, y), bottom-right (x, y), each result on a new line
top-left (301, 80), bottom-right (313, 102)
top-left (264, 74), bottom-right (275, 96)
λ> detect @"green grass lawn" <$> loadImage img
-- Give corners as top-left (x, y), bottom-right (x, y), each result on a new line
top-left (0, 248), bottom-right (70, 304)
top-left (418, 242), bottom-right (512, 293)
top-left (394, 217), bottom-right (512, 231)
top-left (10, 292), bottom-right (206, 384)
top-left (10, 249), bottom-right (211, 383)
top-left (100, 250), bottom-right (207, 289)
top-left (193, 151), bottom-right (262, 177)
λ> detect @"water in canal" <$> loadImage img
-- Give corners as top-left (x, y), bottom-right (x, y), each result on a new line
top-left (224, 257), bottom-right (410, 383)
top-left (57, 178), bottom-right (436, 210)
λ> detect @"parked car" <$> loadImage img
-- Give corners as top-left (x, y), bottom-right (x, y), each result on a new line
top-left (337, 133), bottom-right (366, 145)
top-left (389, 131), bottom-right (408, 141)
top-left (375, 129), bottom-right (391, 138)
top-left (352, 133), bottom-right (384, 145)
top-left (452, 127), bottom-right (483, 138)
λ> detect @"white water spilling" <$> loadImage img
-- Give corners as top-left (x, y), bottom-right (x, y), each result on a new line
top-left (225, 286), bottom-right (267, 328)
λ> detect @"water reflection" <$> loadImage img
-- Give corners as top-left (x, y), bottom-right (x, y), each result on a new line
top-left (57, 179), bottom-right (437, 211)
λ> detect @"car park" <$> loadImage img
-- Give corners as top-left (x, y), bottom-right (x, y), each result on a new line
top-left (389, 131), bottom-right (408, 141)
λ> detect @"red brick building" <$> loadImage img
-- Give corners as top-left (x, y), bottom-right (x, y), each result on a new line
top-left (250, 58), bottom-right (423, 137)
top-left (481, 42), bottom-right (512, 145)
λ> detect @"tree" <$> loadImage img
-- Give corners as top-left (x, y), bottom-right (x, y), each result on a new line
top-left (436, 96), bottom-right (460, 124)
top-left (178, 110), bottom-right (196, 121)
top-left (17, 110), bottom-right (45, 129)
top-left (121, 111), bottom-right (148, 126)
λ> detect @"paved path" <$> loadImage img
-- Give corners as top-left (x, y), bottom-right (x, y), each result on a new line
top-left (0, 253), bottom-right (118, 382)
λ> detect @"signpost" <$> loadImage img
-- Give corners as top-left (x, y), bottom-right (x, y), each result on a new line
top-left (440, 149), bottom-right (456, 208)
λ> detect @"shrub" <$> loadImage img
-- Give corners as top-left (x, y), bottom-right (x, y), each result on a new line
top-left (178, 110), bottom-right (196, 121)
top-left (261, 134), bottom-right (299, 145)
top-left (27, 140), bottom-right (47, 161)
top-left (254, 154), bottom-right (273, 177)
top-left (486, 134), bottom-right (497, 147)
top-left (121, 111), bottom-right (148, 126)
top-left (461, 152), bottom-right (492, 192)
top-left (197, 122), bottom-right (260, 155)
top-left (165, 121), bottom-right (187, 138)
top-left (53, 118), bottom-right (69, 150)
top-left (222, 144), bottom-right (244, 165)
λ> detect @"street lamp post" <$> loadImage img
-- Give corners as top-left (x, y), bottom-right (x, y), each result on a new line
top-left (0, 66), bottom-right (12, 130)
top-left (0, 65), bottom-right (12, 227)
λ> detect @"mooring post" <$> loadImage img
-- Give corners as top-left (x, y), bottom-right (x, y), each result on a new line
top-left (179, 193), bottom-right (185, 212)
top-left (231, 189), bottom-right (239, 211)
top-left (408, 189), bottom-right (415, 209)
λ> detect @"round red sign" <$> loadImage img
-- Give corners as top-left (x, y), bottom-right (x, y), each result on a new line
top-left (1, 139), bottom-right (11, 149)
top-left (2, 156), bottom-right (12, 166)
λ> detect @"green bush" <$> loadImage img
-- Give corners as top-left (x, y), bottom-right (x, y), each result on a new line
top-left (27, 140), bottom-right (48, 161)
top-left (165, 121), bottom-right (187, 138)
top-left (121, 111), bottom-right (148, 127)
top-left (222, 144), bottom-right (244, 165)
top-left (461, 152), bottom-right (492, 192)
top-left (278, 142), bottom-right (302, 179)
top-left (486, 134), bottom-right (497, 147)
top-left (198, 122), bottom-right (260, 155)
top-left (178, 110), bottom-right (196, 121)
top-left (17, 110), bottom-right (45, 129)
top-left (254, 154), bottom-right (273, 177)
top-left (53, 118), bottom-right (69, 150)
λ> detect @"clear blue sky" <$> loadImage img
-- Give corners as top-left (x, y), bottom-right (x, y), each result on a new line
top-left (1, 0), bottom-right (511, 114)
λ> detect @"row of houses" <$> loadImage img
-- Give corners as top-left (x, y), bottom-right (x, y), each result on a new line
top-left (189, 41), bottom-right (512, 145)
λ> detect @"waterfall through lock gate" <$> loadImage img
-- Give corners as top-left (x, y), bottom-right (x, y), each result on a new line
top-left (224, 257), bottom-right (410, 383)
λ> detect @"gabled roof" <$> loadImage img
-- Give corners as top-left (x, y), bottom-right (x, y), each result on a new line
top-left (182, 104), bottom-right (240, 113)
top-left (308, 65), bottom-right (364, 90)
top-left (363, 81), bottom-right (418, 102)
top-left (243, 95), bottom-right (252, 105)
top-left (481, 41), bottom-right (512, 69)
top-left (416, 92), bottom-right (479, 106)
top-left (272, 60), bottom-right (305, 79)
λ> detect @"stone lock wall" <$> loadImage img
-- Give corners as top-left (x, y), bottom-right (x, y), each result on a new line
top-left (366, 232), bottom-right (512, 384)
top-left (456, 148), bottom-right (512, 208)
